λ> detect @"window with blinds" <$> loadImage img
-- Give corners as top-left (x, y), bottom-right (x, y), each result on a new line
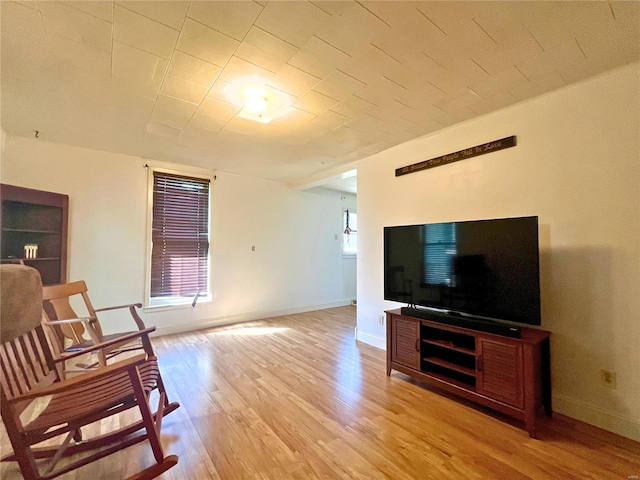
top-left (423, 223), bottom-right (457, 286)
top-left (149, 171), bottom-right (210, 306)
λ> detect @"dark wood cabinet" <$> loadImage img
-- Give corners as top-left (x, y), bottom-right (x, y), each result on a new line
top-left (1, 184), bottom-right (68, 285)
top-left (386, 309), bottom-right (551, 438)
top-left (476, 337), bottom-right (524, 408)
top-left (390, 316), bottom-right (421, 370)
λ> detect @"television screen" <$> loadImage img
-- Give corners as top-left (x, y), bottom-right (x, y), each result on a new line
top-left (384, 216), bottom-right (540, 325)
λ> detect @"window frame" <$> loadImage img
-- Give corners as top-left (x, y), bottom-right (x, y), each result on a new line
top-left (342, 209), bottom-right (357, 257)
top-left (144, 165), bottom-right (214, 311)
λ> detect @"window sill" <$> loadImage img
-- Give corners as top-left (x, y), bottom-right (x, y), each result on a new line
top-left (144, 297), bottom-right (212, 313)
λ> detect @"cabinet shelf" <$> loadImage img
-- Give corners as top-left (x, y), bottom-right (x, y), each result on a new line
top-left (423, 357), bottom-right (476, 377)
top-left (423, 339), bottom-right (475, 356)
top-left (1, 184), bottom-right (68, 285)
top-left (423, 370), bottom-right (478, 391)
top-left (2, 257), bottom-right (61, 262)
top-left (2, 228), bottom-right (61, 234)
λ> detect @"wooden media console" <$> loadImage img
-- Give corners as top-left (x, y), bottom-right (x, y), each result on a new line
top-left (386, 309), bottom-right (551, 438)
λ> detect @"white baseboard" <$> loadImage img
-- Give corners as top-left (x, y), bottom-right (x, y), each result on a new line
top-left (355, 327), bottom-right (386, 350)
top-left (152, 300), bottom-right (353, 337)
top-left (553, 393), bottom-right (640, 441)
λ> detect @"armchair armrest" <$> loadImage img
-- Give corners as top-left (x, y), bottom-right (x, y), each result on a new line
top-left (94, 303), bottom-right (146, 330)
top-left (13, 354), bottom-right (149, 402)
top-left (53, 327), bottom-right (156, 363)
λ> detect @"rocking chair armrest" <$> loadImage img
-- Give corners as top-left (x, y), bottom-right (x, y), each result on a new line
top-left (94, 302), bottom-right (142, 313)
top-left (94, 303), bottom-right (146, 330)
top-left (11, 354), bottom-right (149, 402)
top-left (45, 316), bottom-right (97, 326)
top-left (52, 327), bottom-right (157, 363)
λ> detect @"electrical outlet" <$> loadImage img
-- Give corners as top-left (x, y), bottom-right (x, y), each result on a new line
top-left (600, 369), bottom-right (617, 388)
top-left (378, 315), bottom-right (385, 325)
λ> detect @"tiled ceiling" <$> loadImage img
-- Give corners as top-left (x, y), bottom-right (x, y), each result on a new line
top-left (1, 1), bottom-right (638, 186)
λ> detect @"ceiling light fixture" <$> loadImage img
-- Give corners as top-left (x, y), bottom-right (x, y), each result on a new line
top-left (235, 83), bottom-right (289, 124)
top-left (243, 86), bottom-right (269, 114)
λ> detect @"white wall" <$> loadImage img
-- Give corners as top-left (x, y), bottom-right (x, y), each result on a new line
top-left (356, 63), bottom-right (640, 441)
top-left (1, 137), bottom-right (351, 334)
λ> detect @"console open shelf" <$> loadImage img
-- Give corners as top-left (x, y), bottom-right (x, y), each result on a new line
top-left (423, 338), bottom-right (475, 355)
top-left (386, 308), bottom-right (551, 438)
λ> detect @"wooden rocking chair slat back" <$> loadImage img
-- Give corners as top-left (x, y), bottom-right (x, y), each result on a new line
top-left (0, 326), bottom-right (58, 402)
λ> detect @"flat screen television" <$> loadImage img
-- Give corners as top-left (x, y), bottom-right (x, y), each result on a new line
top-left (384, 216), bottom-right (540, 326)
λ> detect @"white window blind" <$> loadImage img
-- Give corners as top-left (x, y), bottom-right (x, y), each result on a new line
top-left (150, 172), bottom-right (210, 304)
top-left (423, 223), bottom-right (456, 286)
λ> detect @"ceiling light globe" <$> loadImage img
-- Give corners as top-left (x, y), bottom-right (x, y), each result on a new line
top-left (243, 86), bottom-right (269, 113)
top-left (244, 96), bottom-right (269, 113)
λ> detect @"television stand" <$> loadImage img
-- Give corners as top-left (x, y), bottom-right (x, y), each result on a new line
top-left (386, 309), bottom-right (551, 438)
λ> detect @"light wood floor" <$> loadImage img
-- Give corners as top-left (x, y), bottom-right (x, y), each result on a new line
top-left (2, 306), bottom-right (639, 479)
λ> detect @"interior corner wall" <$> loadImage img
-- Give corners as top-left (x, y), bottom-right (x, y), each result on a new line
top-left (355, 62), bottom-right (640, 441)
top-left (1, 137), bottom-right (351, 335)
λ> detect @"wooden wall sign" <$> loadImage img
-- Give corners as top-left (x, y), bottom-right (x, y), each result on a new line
top-left (395, 135), bottom-right (517, 177)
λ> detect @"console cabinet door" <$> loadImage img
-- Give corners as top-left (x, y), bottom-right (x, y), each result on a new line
top-left (391, 317), bottom-right (421, 370)
top-left (476, 336), bottom-right (524, 408)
